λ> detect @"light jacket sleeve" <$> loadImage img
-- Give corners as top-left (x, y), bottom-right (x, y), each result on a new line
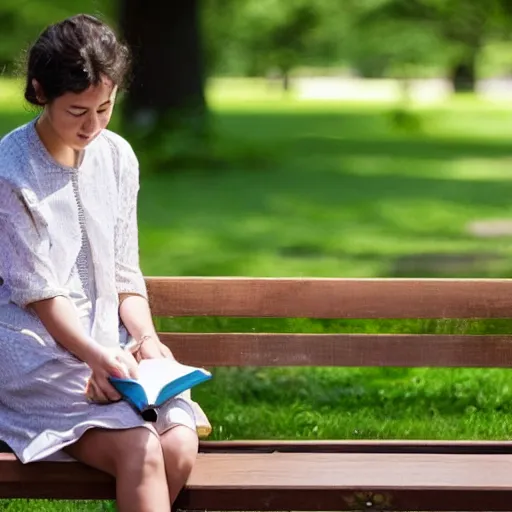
top-left (0, 179), bottom-right (69, 308)
top-left (114, 146), bottom-right (148, 300)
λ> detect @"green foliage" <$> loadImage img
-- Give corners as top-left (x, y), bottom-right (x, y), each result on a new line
top-left (201, 0), bottom-right (512, 83)
top-left (350, 0), bottom-right (512, 85)
top-left (0, 0), bottom-right (115, 73)
top-left (479, 41), bottom-right (512, 78)
top-left (2, 0), bottom-right (512, 101)
top-left (202, 0), bottom-right (351, 78)
top-left (350, 14), bottom-right (450, 78)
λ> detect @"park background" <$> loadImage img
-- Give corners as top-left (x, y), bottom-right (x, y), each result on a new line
top-left (2, 1), bottom-right (512, 510)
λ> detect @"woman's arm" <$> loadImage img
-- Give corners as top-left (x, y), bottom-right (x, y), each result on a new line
top-left (119, 293), bottom-right (174, 359)
top-left (30, 296), bottom-right (105, 365)
top-left (118, 293), bottom-right (157, 342)
top-left (113, 143), bottom-right (174, 360)
top-left (32, 296), bottom-right (138, 401)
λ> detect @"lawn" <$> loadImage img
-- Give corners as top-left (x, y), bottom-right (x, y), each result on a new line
top-left (1, 77), bottom-right (512, 510)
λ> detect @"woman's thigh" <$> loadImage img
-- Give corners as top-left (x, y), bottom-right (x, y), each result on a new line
top-left (64, 426), bottom-right (162, 476)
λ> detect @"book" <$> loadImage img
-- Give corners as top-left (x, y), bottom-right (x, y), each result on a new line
top-left (109, 358), bottom-right (212, 423)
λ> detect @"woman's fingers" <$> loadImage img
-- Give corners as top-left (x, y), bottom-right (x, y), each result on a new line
top-left (86, 379), bottom-right (108, 403)
top-left (160, 344), bottom-right (175, 360)
top-left (85, 346), bottom-right (143, 403)
top-left (98, 375), bottom-right (122, 402)
top-left (116, 350), bottom-right (139, 379)
top-left (85, 378), bottom-right (94, 400)
top-left (86, 374), bottom-right (121, 403)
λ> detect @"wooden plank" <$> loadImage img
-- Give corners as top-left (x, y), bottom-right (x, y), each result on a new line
top-left (4, 439), bottom-right (512, 454)
top-left (4, 439), bottom-right (512, 456)
top-left (159, 332), bottom-right (512, 367)
top-left (0, 453), bottom-right (113, 499)
top-left (199, 439), bottom-right (512, 454)
top-left (186, 452), bottom-right (512, 488)
top-left (180, 452), bottom-right (512, 511)
top-left (178, 488), bottom-right (512, 511)
top-left (3, 451), bottom-right (512, 510)
top-left (146, 277), bottom-right (512, 319)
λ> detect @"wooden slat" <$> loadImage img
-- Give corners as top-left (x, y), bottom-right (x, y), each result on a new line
top-left (5, 440), bottom-right (512, 457)
top-left (0, 453), bottom-right (113, 499)
top-left (180, 488), bottom-right (512, 512)
top-left (146, 277), bottom-right (512, 319)
top-left (4, 439), bottom-right (512, 456)
top-left (180, 452), bottom-right (512, 511)
top-left (159, 332), bottom-right (512, 367)
top-left (199, 439), bottom-right (512, 454)
top-left (3, 451), bottom-right (512, 510)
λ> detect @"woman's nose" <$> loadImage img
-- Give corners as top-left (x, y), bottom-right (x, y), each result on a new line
top-left (82, 112), bottom-right (100, 134)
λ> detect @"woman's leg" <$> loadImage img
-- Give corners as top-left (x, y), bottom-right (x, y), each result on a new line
top-left (159, 425), bottom-right (199, 503)
top-left (64, 427), bottom-right (170, 512)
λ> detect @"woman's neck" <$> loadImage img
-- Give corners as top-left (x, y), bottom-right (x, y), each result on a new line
top-left (35, 114), bottom-right (83, 168)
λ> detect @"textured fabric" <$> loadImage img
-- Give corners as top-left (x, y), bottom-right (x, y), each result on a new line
top-left (0, 119), bottom-right (211, 464)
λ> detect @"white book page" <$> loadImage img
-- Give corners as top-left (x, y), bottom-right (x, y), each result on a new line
top-left (136, 359), bottom-right (204, 405)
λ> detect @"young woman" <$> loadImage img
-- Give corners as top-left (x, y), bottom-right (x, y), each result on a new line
top-left (0, 14), bottom-right (210, 512)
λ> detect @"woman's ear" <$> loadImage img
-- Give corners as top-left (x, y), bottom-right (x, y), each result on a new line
top-left (32, 79), bottom-right (47, 104)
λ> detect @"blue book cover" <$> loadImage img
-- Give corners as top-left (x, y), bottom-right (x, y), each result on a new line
top-left (109, 359), bottom-right (212, 422)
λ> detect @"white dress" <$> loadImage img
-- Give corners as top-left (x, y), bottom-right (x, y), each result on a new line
top-left (0, 119), bottom-right (211, 463)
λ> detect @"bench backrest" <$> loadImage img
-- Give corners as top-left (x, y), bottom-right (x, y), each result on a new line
top-left (147, 277), bottom-right (512, 368)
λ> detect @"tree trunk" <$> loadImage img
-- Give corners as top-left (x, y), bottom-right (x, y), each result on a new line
top-left (450, 55), bottom-right (477, 93)
top-left (119, 0), bottom-right (208, 166)
top-left (282, 69), bottom-right (290, 92)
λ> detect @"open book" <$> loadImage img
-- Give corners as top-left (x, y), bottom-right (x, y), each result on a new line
top-left (109, 359), bottom-right (212, 422)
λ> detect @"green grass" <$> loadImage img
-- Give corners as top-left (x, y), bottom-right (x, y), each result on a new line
top-left (1, 77), bottom-right (512, 510)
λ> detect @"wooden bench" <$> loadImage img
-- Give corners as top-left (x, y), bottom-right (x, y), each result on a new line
top-left (2, 276), bottom-right (512, 511)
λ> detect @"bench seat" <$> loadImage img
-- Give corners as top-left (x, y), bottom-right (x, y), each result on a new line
top-left (3, 441), bottom-right (512, 510)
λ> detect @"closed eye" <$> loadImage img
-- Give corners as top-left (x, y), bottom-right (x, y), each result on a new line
top-left (68, 110), bottom-right (87, 118)
top-left (68, 108), bottom-right (109, 117)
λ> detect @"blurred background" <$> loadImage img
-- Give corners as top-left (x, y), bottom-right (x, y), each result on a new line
top-left (2, 4), bottom-right (512, 509)
top-left (2, 0), bottom-right (512, 282)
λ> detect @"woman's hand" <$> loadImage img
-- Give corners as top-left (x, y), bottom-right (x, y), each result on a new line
top-left (84, 346), bottom-right (139, 404)
top-left (133, 335), bottom-right (175, 362)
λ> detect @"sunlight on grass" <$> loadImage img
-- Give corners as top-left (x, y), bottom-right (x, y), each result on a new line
top-left (199, 365), bottom-right (512, 441)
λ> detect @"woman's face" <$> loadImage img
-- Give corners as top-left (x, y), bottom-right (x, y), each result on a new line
top-left (40, 76), bottom-right (117, 151)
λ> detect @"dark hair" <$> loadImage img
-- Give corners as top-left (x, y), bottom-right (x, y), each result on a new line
top-left (24, 14), bottom-right (131, 106)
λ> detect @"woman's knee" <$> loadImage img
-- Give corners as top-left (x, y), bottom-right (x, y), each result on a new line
top-left (113, 427), bottom-right (165, 474)
top-left (64, 426), bottom-right (165, 477)
top-left (161, 425), bottom-right (198, 473)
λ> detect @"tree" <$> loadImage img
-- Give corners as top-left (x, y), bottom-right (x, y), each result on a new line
top-left (119, 0), bottom-right (208, 167)
top-left (243, 0), bottom-right (321, 90)
top-left (202, 0), bottom-right (349, 87)
top-left (120, 1), bottom-right (206, 129)
top-left (0, 0), bottom-right (115, 73)
top-left (200, 0), bottom-right (240, 76)
top-left (355, 0), bottom-right (512, 92)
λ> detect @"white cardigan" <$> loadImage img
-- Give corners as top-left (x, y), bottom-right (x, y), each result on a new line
top-left (0, 119), bottom-right (148, 348)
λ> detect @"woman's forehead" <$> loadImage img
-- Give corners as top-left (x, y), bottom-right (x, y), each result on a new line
top-left (60, 78), bottom-right (117, 106)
